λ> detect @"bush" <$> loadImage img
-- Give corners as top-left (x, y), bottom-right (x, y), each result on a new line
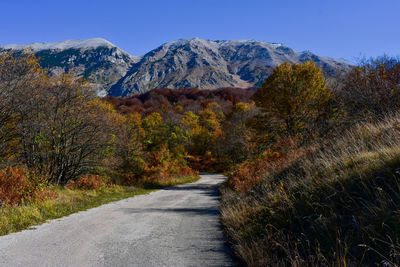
top-left (340, 56), bottom-right (400, 120)
top-left (176, 165), bottom-right (198, 177)
top-left (145, 164), bottom-right (198, 183)
top-left (228, 150), bottom-right (282, 192)
top-left (66, 175), bottom-right (108, 190)
top-left (228, 138), bottom-right (303, 192)
top-left (0, 167), bottom-right (55, 206)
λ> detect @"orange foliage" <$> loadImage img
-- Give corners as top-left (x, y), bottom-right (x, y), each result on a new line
top-left (66, 175), bottom-right (108, 190)
top-left (227, 151), bottom-right (282, 192)
top-left (0, 167), bottom-right (56, 206)
top-left (145, 161), bottom-right (197, 182)
top-left (187, 152), bottom-right (218, 172)
top-left (228, 144), bottom-right (308, 193)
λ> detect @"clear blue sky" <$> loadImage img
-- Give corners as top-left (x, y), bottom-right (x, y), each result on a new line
top-left (1, 0), bottom-right (399, 62)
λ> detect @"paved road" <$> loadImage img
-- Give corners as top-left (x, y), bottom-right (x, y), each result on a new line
top-left (0, 174), bottom-right (235, 267)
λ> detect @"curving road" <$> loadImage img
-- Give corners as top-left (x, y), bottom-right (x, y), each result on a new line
top-left (0, 174), bottom-right (236, 267)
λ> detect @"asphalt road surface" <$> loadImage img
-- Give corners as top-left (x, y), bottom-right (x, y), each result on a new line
top-left (0, 174), bottom-right (236, 267)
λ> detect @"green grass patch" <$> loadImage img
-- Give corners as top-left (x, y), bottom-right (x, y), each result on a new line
top-left (0, 185), bottom-right (154, 236)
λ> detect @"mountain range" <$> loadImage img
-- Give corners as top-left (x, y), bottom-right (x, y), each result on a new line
top-left (1, 38), bottom-right (351, 96)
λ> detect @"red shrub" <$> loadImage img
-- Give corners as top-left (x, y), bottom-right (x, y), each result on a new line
top-left (228, 151), bottom-right (281, 192)
top-left (0, 167), bottom-right (55, 206)
top-left (176, 165), bottom-right (198, 177)
top-left (66, 175), bottom-right (108, 190)
top-left (141, 163), bottom-right (198, 185)
top-left (227, 147), bottom-right (309, 193)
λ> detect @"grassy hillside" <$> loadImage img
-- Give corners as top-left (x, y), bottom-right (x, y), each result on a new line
top-left (221, 113), bottom-right (400, 266)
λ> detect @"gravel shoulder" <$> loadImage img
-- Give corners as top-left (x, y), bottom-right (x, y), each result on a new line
top-left (0, 174), bottom-right (235, 267)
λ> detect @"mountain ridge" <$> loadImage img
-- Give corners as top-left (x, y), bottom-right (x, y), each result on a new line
top-left (1, 38), bottom-right (351, 96)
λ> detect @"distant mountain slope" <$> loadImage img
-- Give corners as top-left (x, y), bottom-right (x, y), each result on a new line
top-left (110, 38), bottom-right (350, 96)
top-left (2, 38), bottom-right (351, 96)
top-left (2, 38), bottom-right (139, 96)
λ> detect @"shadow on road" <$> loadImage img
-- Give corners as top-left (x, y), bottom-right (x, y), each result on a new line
top-left (162, 185), bottom-right (220, 198)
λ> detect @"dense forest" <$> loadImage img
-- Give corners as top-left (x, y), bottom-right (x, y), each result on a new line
top-left (1, 49), bottom-right (400, 265)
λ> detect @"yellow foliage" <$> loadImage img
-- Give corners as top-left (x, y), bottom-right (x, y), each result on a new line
top-left (253, 61), bottom-right (333, 139)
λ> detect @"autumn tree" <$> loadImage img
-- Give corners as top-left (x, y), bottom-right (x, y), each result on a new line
top-left (0, 51), bottom-right (118, 184)
top-left (193, 103), bottom-right (223, 156)
top-left (114, 112), bottom-right (146, 177)
top-left (218, 102), bottom-right (258, 164)
top-left (252, 61), bottom-right (337, 143)
top-left (0, 51), bottom-right (42, 161)
top-left (15, 73), bottom-right (117, 184)
top-left (340, 56), bottom-right (400, 120)
top-left (142, 113), bottom-right (167, 152)
top-left (180, 111), bottom-right (201, 155)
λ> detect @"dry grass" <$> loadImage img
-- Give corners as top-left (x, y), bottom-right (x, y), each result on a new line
top-left (221, 112), bottom-right (400, 266)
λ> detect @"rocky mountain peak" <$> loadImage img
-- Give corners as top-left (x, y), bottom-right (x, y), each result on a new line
top-left (2, 37), bottom-right (351, 96)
